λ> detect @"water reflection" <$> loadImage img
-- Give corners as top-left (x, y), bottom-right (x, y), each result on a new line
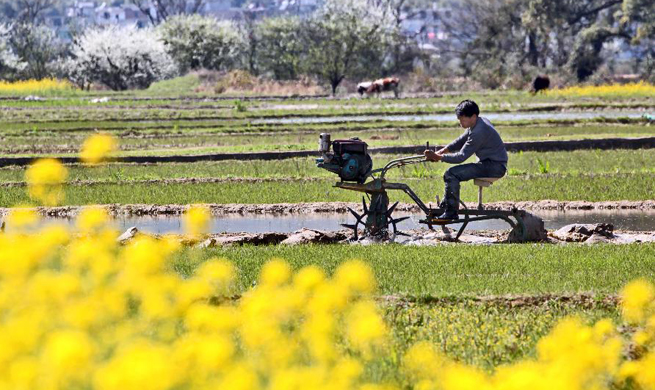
top-left (107, 209), bottom-right (655, 234)
top-left (6, 209), bottom-right (652, 235)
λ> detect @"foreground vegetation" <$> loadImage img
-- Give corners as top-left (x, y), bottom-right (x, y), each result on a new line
top-left (1, 208), bottom-right (654, 388)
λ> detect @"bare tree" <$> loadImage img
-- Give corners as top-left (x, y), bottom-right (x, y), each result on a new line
top-left (15, 0), bottom-right (54, 23)
top-left (131, 0), bottom-right (205, 25)
top-left (303, 0), bottom-right (394, 95)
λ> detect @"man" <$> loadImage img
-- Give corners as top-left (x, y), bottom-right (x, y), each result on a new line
top-left (424, 100), bottom-right (508, 220)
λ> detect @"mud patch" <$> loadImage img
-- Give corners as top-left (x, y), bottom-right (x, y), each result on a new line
top-left (112, 225), bottom-right (654, 247)
top-left (380, 293), bottom-right (619, 308)
top-left (550, 223), bottom-right (615, 242)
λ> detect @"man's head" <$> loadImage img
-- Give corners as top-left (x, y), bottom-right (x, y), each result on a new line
top-left (455, 99), bottom-right (479, 128)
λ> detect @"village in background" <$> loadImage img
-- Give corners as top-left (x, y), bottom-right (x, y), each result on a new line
top-left (0, 0), bottom-right (652, 93)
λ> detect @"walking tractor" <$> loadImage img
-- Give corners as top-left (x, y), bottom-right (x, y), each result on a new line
top-left (316, 133), bottom-right (528, 241)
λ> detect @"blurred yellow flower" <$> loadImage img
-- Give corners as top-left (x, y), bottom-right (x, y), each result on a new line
top-left (442, 364), bottom-right (490, 390)
top-left (25, 158), bottom-right (68, 206)
top-left (5, 206), bottom-right (40, 229)
top-left (195, 257), bottom-right (236, 294)
top-left (346, 301), bottom-right (388, 355)
top-left (621, 279), bottom-right (655, 323)
top-left (619, 352), bottom-right (655, 389)
top-left (185, 304), bottom-right (239, 333)
top-left (80, 133), bottom-right (118, 165)
top-left (183, 204), bottom-right (211, 236)
top-left (76, 207), bottom-right (112, 232)
top-left (403, 341), bottom-right (445, 382)
top-left (41, 330), bottom-right (94, 382)
top-left (334, 259), bottom-right (376, 295)
top-left (94, 341), bottom-right (180, 390)
top-left (259, 258), bottom-right (292, 287)
top-left (294, 265), bottom-right (326, 292)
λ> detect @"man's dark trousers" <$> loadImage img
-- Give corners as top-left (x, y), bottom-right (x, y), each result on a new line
top-left (442, 159), bottom-right (506, 215)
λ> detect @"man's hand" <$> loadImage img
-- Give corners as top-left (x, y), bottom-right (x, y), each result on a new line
top-left (424, 150), bottom-right (442, 162)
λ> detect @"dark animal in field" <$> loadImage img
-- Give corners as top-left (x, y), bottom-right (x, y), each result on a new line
top-left (531, 75), bottom-right (550, 94)
top-left (357, 77), bottom-right (400, 98)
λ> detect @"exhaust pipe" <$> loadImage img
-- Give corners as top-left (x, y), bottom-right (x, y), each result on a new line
top-left (319, 133), bottom-right (331, 153)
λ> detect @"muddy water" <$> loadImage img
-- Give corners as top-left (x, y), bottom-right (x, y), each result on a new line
top-left (254, 111), bottom-right (646, 125)
top-left (23, 209), bottom-right (653, 235)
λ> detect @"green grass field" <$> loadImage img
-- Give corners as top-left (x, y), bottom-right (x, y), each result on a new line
top-left (0, 172), bottom-right (651, 206)
top-left (0, 123), bottom-right (652, 157)
top-left (172, 244), bottom-right (655, 296)
top-left (0, 150), bottom-right (652, 181)
top-left (386, 300), bottom-right (619, 371)
top-left (165, 244), bottom-right (650, 371)
top-left (0, 149), bottom-right (651, 206)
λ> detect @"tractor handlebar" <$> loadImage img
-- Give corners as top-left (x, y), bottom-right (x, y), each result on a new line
top-left (372, 155), bottom-right (427, 179)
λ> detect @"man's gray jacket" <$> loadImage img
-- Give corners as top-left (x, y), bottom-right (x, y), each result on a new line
top-left (440, 117), bottom-right (508, 164)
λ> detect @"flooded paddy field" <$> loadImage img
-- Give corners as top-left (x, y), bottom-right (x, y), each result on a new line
top-left (254, 110), bottom-right (649, 125)
top-left (79, 208), bottom-right (655, 235)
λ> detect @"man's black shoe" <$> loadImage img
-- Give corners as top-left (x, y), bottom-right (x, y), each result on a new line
top-left (437, 212), bottom-right (459, 221)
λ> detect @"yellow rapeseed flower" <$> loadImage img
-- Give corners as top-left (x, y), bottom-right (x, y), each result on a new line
top-left (185, 304), bottom-right (239, 333)
top-left (346, 301), bottom-right (388, 356)
top-left (25, 158), bottom-right (68, 206)
top-left (5, 206), bottom-right (40, 229)
top-left (80, 133), bottom-right (118, 165)
top-left (293, 265), bottom-right (326, 292)
top-left (94, 340), bottom-right (180, 390)
top-left (76, 207), bottom-right (111, 232)
top-left (334, 259), bottom-right (376, 295)
top-left (0, 78), bottom-right (73, 95)
top-left (183, 204), bottom-right (211, 237)
top-left (195, 257), bottom-right (236, 294)
top-left (547, 82), bottom-right (655, 98)
top-left (619, 352), bottom-right (655, 389)
top-left (259, 258), bottom-right (292, 287)
top-left (440, 364), bottom-right (491, 390)
top-left (403, 341), bottom-right (445, 382)
top-left (41, 330), bottom-right (94, 384)
top-left (621, 279), bottom-right (655, 323)
top-left (2, 195), bottom-right (654, 390)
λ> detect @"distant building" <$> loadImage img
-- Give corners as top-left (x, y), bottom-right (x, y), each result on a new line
top-left (203, 0), bottom-right (243, 19)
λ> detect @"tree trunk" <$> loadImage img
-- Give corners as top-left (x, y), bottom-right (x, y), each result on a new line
top-left (528, 32), bottom-right (539, 67)
top-left (330, 75), bottom-right (344, 96)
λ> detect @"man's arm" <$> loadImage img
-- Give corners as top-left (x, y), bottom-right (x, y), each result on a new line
top-left (423, 132), bottom-right (464, 162)
top-left (445, 130), bottom-right (469, 152)
top-left (440, 130), bottom-right (485, 164)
